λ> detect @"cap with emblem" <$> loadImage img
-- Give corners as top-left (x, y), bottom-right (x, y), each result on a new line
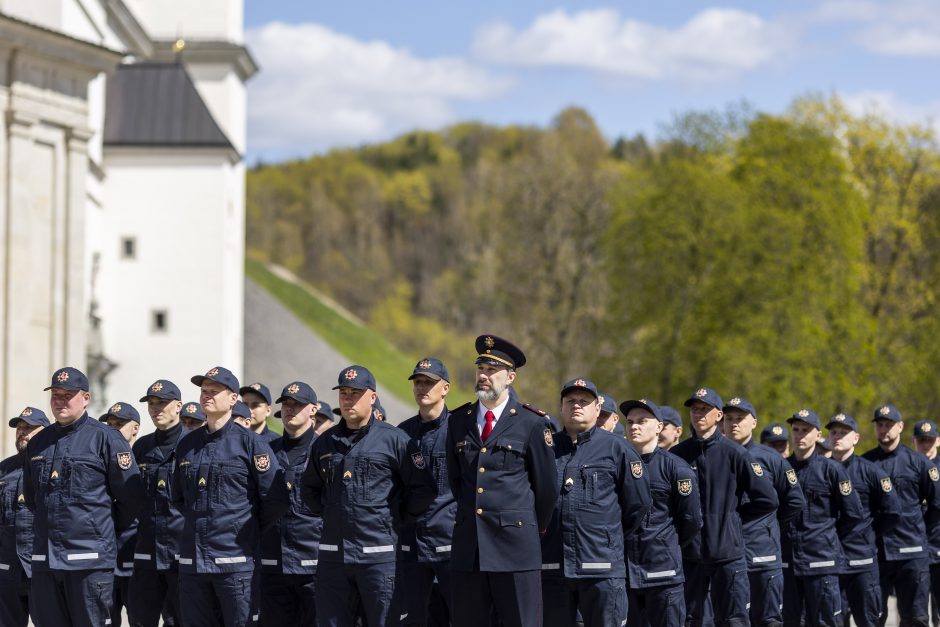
top-left (787, 408), bottom-right (821, 430)
top-left (239, 382), bottom-right (273, 405)
top-left (232, 400), bottom-right (251, 420)
top-left (620, 398), bottom-right (664, 421)
top-left (8, 406), bottom-right (50, 428)
top-left (191, 366), bottom-right (239, 393)
top-left (825, 413), bottom-right (858, 432)
top-left (816, 438), bottom-right (833, 451)
top-left (332, 365), bottom-right (377, 391)
top-left (598, 392), bottom-right (618, 416)
top-left (684, 387), bottom-right (723, 410)
top-left (474, 334), bottom-right (526, 370)
top-left (139, 379), bottom-right (181, 402)
top-left (181, 401), bottom-right (207, 422)
top-left (315, 402), bottom-right (337, 421)
top-left (276, 381), bottom-right (317, 406)
top-left (560, 378), bottom-right (598, 399)
top-left (44, 366), bottom-right (89, 392)
top-left (873, 404), bottom-right (902, 423)
top-left (99, 402), bottom-right (141, 424)
top-left (914, 420), bottom-right (939, 439)
top-left (760, 423), bottom-right (789, 443)
top-left (660, 406), bottom-right (682, 428)
top-left (408, 357), bottom-right (450, 383)
top-left (722, 397), bottom-right (757, 418)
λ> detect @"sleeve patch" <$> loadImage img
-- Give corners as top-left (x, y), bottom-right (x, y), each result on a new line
top-left (751, 462), bottom-right (764, 477)
top-left (254, 454), bottom-right (271, 472)
top-left (786, 468), bottom-right (798, 486)
top-left (411, 452), bottom-right (426, 469)
top-left (116, 452), bottom-right (132, 470)
top-left (543, 428), bottom-right (554, 447)
top-left (631, 461), bottom-right (644, 479)
top-left (839, 480), bottom-right (853, 496)
top-left (930, 467), bottom-right (939, 482)
top-left (677, 478), bottom-right (692, 496)
top-left (881, 477), bottom-right (893, 493)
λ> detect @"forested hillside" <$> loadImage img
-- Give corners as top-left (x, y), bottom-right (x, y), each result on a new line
top-left (247, 97), bottom-right (940, 439)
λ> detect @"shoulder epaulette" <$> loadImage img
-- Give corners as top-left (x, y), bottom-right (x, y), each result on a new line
top-left (522, 403), bottom-right (548, 418)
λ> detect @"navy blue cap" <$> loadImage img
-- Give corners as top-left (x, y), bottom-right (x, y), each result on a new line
top-left (44, 366), bottom-right (89, 392)
top-left (598, 392), bottom-right (618, 416)
top-left (191, 366), bottom-right (239, 393)
top-left (276, 381), bottom-right (318, 406)
top-left (873, 404), bottom-right (902, 423)
top-left (373, 396), bottom-right (386, 419)
top-left (560, 378), bottom-right (599, 399)
top-left (723, 397), bottom-right (757, 418)
top-left (684, 387), bottom-right (723, 410)
top-left (181, 401), bottom-right (206, 422)
top-left (760, 422), bottom-right (789, 443)
top-left (787, 408), bottom-right (821, 430)
top-left (914, 420), bottom-right (939, 439)
top-left (8, 406), bottom-right (50, 428)
top-left (620, 398), bottom-right (664, 421)
top-left (816, 438), bottom-right (833, 451)
top-left (333, 365), bottom-right (377, 391)
top-left (660, 406), bottom-right (682, 428)
top-left (232, 400), bottom-right (250, 419)
top-left (409, 358), bottom-right (450, 383)
top-left (240, 382), bottom-right (273, 405)
top-left (612, 420), bottom-right (625, 436)
top-left (825, 413), bottom-right (858, 432)
top-left (315, 402), bottom-right (336, 421)
top-left (100, 401), bottom-right (141, 424)
top-left (139, 379), bottom-right (181, 402)
top-left (475, 334), bottom-right (526, 369)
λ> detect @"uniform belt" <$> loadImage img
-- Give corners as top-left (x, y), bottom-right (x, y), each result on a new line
top-left (362, 545), bottom-right (394, 554)
top-left (300, 559), bottom-right (318, 566)
top-left (808, 560), bottom-right (835, 568)
top-left (320, 544), bottom-right (339, 552)
top-left (849, 558), bottom-right (874, 566)
top-left (122, 562), bottom-right (134, 568)
top-left (178, 558), bottom-right (193, 565)
top-left (646, 569), bottom-right (677, 579)
top-left (752, 555), bottom-right (777, 563)
top-left (435, 545), bottom-right (451, 553)
top-left (67, 553), bottom-right (99, 561)
top-left (32, 555), bottom-right (46, 562)
top-left (582, 562), bottom-right (611, 570)
top-left (134, 553), bottom-right (152, 561)
top-left (261, 559), bottom-right (278, 566)
top-left (899, 546), bottom-right (923, 554)
top-left (215, 556), bottom-right (247, 564)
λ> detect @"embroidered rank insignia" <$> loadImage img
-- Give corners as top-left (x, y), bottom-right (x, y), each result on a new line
top-left (751, 462), bottom-right (764, 477)
top-left (56, 370), bottom-right (69, 383)
top-left (17, 494), bottom-right (24, 503)
top-left (484, 336), bottom-right (495, 349)
top-left (151, 382), bottom-right (164, 392)
top-left (677, 479), bottom-right (692, 496)
top-left (287, 481), bottom-right (293, 490)
top-left (157, 479), bottom-right (166, 488)
top-left (287, 383), bottom-right (300, 394)
top-left (50, 470), bottom-right (59, 479)
top-left (772, 426), bottom-right (783, 436)
top-left (631, 461), bottom-right (644, 479)
top-left (930, 467), bottom-right (939, 482)
top-left (116, 452), bottom-right (132, 470)
top-left (254, 454), bottom-right (271, 472)
top-left (839, 480), bottom-right (853, 496)
top-left (206, 368), bottom-right (219, 377)
top-left (186, 404), bottom-right (198, 414)
top-left (343, 470), bottom-right (352, 479)
top-left (786, 469), bottom-right (798, 486)
top-left (412, 452), bottom-right (426, 469)
top-left (881, 477), bottom-right (893, 493)
top-left (198, 477), bottom-right (207, 486)
top-left (564, 477), bottom-right (574, 486)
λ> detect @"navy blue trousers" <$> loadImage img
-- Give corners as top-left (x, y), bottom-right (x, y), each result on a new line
top-left (30, 568), bottom-right (113, 627)
top-left (128, 568), bottom-right (180, 626)
top-left (878, 559), bottom-right (930, 627)
top-left (782, 570), bottom-right (842, 627)
top-left (627, 582), bottom-right (684, 627)
top-left (260, 572), bottom-right (316, 626)
top-left (541, 576), bottom-right (627, 627)
top-left (450, 569), bottom-right (542, 627)
top-left (400, 561), bottom-right (452, 627)
top-left (0, 565), bottom-right (29, 627)
top-left (748, 568), bottom-right (783, 627)
top-left (684, 558), bottom-right (750, 627)
top-left (316, 561), bottom-right (399, 627)
top-left (178, 570), bottom-right (260, 627)
top-left (840, 567), bottom-right (881, 627)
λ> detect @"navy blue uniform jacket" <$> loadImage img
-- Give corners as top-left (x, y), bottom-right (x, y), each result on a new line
top-left (837, 454), bottom-right (901, 573)
top-left (626, 446), bottom-right (701, 588)
top-left (23, 413), bottom-right (143, 571)
top-left (446, 399), bottom-right (559, 573)
top-left (0, 453), bottom-right (35, 577)
top-left (927, 456), bottom-right (940, 563)
top-left (300, 417), bottom-right (435, 564)
top-left (133, 427), bottom-right (185, 571)
top-left (541, 427), bottom-right (652, 579)
top-left (671, 429), bottom-right (778, 564)
top-left (398, 407), bottom-right (457, 563)
top-left (172, 419), bottom-right (289, 573)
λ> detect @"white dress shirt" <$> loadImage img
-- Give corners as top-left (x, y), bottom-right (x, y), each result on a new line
top-left (476, 396), bottom-right (510, 436)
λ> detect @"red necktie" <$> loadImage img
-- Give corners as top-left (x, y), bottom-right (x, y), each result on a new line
top-left (482, 410), bottom-right (495, 442)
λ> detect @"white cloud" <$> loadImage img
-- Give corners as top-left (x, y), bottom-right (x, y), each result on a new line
top-left (842, 90), bottom-right (940, 133)
top-left (813, 0), bottom-right (940, 57)
top-left (471, 8), bottom-right (793, 82)
top-left (246, 21), bottom-right (512, 157)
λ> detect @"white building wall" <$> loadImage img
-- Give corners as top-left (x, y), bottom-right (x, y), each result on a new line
top-left (186, 63), bottom-right (247, 155)
top-left (123, 0), bottom-right (243, 42)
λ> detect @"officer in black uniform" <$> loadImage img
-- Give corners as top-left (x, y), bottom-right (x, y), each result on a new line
top-left (240, 382), bottom-right (280, 443)
top-left (301, 365), bottom-right (435, 627)
top-left (261, 381), bottom-right (322, 625)
top-left (863, 404), bottom-right (940, 627)
top-left (23, 367), bottom-right (143, 627)
top-left (397, 357), bottom-right (457, 626)
top-left (446, 335), bottom-right (559, 627)
top-left (657, 406), bottom-right (682, 451)
top-left (99, 401), bottom-right (142, 627)
top-left (173, 366), bottom-right (289, 627)
top-left (827, 412), bottom-right (901, 627)
top-left (912, 420), bottom-right (940, 627)
top-left (722, 397), bottom-right (805, 627)
top-left (760, 423), bottom-right (790, 458)
top-left (181, 400), bottom-right (207, 432)
top-left (129, 379), bottom-right (186, 627)
top-left (540, 380), bottom-right (651, 627)
top-left (671, 387), bottom-right (779, 627)
top-left (623, 397), bottom-right (702, 627)
top-left (782, 409), bottom-right (865, 627)
top-left (0, 407), bottom-right (49, 627)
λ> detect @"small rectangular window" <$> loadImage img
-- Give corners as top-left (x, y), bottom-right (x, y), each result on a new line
top-left (121, 237), bottom-right (136, 259)
top-left (152, 310), bottom-right (168, 333)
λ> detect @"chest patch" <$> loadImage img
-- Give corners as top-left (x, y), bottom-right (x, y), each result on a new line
top-left (631, 461), bottom-right (644, 479)
top-left (254, 454), bottom-right (271, 472)
top-left (544, 428), bottom-right (554, 447)
top-left (881, 477), bottom-right (893, 493)
top-left (751, 462), bottom-right (764, 477)
top-left (786, 469), bottom-right (798, 486)
top-left (839, 480), bottom-right (853, 496)
top-left (677, 478), bottom-right (692, 496)
top-left (930, 467), bottom-right (939, 482)
top-left (116, 452), bottom-right (132, 470)
top-left (412, 452), bottom-right (426, 469)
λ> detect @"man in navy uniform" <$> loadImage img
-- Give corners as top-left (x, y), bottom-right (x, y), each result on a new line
top-left (657, 405), bottom-right (683, 451)
top-left (173, 366), bottom-right (289, 627)
top-left (398, 357), bottom-right (457, 626)
top-left (783, 409), bottom-right (865, 627)
top-left (445, 335), bottom-right (559, 627)
top-left (596, 392), bottom-right (624, 436)
top-left (301, 365), bottom-right (435, 627)
top-left (827, 412), bottom-right (901, 627)
top-left (722, 397), bottom-right (804, 627)
top-left (23, 366), bottom-right (143, 627)
top-left (232, 400), bottom-right (252, 429)
top-left (863, 405), bottom-right (940, 627)
top-left (912, 420), bottom-right (940, 627)
top-left (129, 379), bottom-right (186, 627)
top-left (99, 401), bottom-right (142, 627)
top-left (761, 423), bottom-right (791, 458)
top-left (0, 407), bottom-right (49, 626)
top-left (181, 401), bottom-right (207, 432)
top-left (261, 381), bottom-right (322, 625)
top-left (539, 380), bottom-right (651, 627)
top-left (240, 382), bottom-right (280, 443)
top-left (671, 386), bottom-right (778, 627)
top-left (623, 397), bottom-right (701, 627)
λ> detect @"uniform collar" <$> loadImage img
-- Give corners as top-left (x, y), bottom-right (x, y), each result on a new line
top-left (206, 417), bottom-right (235, 440)
top-left (55, 412), bottom-right (89, 434)
top-left (641, 447), bottom-right (660, 464)
top-left (417, 406), bottom-right (449, 432)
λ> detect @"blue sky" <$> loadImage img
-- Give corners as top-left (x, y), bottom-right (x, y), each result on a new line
top-left (243, 1), bottom-right (937, 163)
